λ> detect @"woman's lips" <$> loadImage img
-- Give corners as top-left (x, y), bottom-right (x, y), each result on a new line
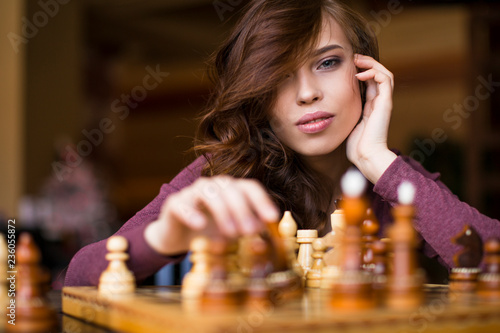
top-left (296, 111), bottom-right (334, 134)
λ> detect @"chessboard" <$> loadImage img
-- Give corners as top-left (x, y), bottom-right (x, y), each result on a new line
top-left (62, 284), bottom-right (500, 333)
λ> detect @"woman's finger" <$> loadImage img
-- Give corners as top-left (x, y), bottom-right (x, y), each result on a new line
top-left (356, 69), bottom-right (393, 103)
top-left (192, 178), bottom-right (240, 237)
top-left (355, 68), bottom-right (393, 88)
top-left (354, 54), bottom-right (394, 88)
top-left (162, 176), bottom-right (279, 238)
top-left (164, 191), bottom-right (207, 230)
top-left (237, 179), bottom-right (280, 223)
top-left (359, 71), bottom-right (378, 105)
top-left (216, 184), bottom-right (261, 234)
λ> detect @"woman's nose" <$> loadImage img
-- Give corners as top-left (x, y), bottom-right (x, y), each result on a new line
top-left (296, 72), bottom-right (323, 105)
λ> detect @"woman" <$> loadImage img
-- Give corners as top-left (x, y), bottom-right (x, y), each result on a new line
top-left (65, 0), bottom-right (499, 286)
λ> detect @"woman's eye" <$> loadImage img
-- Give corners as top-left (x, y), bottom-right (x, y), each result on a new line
top-left (318, 58), bottom-right (340, 70)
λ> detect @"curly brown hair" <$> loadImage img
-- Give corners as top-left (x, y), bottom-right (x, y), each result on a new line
top-left (195, 0), bottom-right (379, 230)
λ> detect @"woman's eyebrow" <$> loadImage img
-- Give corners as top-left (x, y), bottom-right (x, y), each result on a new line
top-left (313, 44), bottom-right (344, 57)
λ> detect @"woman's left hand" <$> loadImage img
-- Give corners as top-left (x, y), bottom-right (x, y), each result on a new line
top-left (346, 54), bottom-right (397, 184)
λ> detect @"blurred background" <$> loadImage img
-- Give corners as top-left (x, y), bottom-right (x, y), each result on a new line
top-left (1, 0), bottom-right (499, 287)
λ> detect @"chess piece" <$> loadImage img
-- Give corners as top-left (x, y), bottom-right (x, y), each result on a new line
top-left (371, 240), bottom-right (388, 304)
top-left (362, 208), bottom-right (380, 272)
top-left (99, 236), bottom-right (136, 296)
top-left (452, 225), bottom-right (483, 267)
top-left (385, 181), bottom-right (425, 310)
top-left (320, 209), bottom-right (346, 289)
top-left (201, 238), bottom-right (244, 311)
top-left (306, 238), bottom-right (327, 288)
top-left (330, 169), bottom-right (375, 310)
top-left (449, 225), bottom-right (483, 294)
top-left (265, 221), bottom-right (303, 302)
top-left (227, 239), bottom-right (246, 290)
top-left (297, 229), bottom-right (318, 278)
top-left (482, 238), bottom-right (500, 273)
top-left (323, 208), bottom-right (346, 267)
top-left (278, 211), bottom-right (303, 276)
top-left (278, 211), bottom-right (298, 246)
top-left (320, 265), bottom-right (341, 289)
top-left (182, 236), bottom-right (211, 299)
top-left (245, 236), bottom-right (273, 307)
top-left (7, 233), bottom-right (57, 332)
top-left (477, 238), bottom-right (500, 302)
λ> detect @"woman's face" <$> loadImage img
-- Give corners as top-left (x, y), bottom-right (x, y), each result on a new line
top-left (269, 16), bottom-right (362, 158)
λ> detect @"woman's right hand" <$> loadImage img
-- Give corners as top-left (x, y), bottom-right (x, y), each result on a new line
top-left (144, 176), bottom-right (280, 255)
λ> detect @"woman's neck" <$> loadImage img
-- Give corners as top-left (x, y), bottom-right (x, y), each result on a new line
top-left (298, 143), bottom-right (351, 236)
top-left (300, 143), bottom-right (351, 184)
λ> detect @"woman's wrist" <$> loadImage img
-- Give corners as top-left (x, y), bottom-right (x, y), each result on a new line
top-left (355, 148), bottom-right (397, 184)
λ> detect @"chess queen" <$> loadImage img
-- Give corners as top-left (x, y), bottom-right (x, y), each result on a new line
top-left (65, 0), bottom-right (500, 287)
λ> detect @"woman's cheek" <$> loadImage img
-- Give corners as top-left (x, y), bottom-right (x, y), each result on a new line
top-left (269, 112), bottom-right (285, 136)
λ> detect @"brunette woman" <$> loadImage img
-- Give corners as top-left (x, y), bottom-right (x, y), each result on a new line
top-left (65, 0), bottom-right (500, 286)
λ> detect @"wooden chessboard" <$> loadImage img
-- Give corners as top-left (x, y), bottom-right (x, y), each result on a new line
top-left (62, 285), bottom-right (500, 333)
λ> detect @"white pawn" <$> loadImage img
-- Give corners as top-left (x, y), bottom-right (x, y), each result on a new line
top-left (297, 229), bottom-right (318, 278)
top-left (181, 236), bottom-right (211, 299)
top-left (99, 236), bottom-right (136, 296)
top-left (306, 238), bottom-right (327, 288)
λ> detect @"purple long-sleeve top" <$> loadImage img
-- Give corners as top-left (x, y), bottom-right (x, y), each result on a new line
top-left (64, 155), bottom-right (500, 286)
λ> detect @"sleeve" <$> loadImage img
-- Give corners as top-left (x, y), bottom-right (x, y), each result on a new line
top-left (64, 156), bottom-right (206, 286)
top-left (373, 155), bottom-right (500, 270)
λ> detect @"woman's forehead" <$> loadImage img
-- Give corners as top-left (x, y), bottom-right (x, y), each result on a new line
top-left (315, 15), bottom-right (352, 53)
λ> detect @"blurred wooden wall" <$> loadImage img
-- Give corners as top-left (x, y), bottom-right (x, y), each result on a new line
top-left (2, 0), bottom-right (499, 224)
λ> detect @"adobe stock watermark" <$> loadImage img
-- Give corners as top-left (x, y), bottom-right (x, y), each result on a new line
top-left (404, 288), bottom-right (482, 333)
top-left (213, 0), bottom-right (244, 22)
top-left (409, 74), bottom-right (500, 164)
top-left (7, 0), bottom-right (72, 54)
top-left (234, 279), bottom-right (302, 333)
top-left (406, 289), bottom-right (456, 333)
top-left (52, 65), bottom-right (170, 182)
top-left (235, 299), bottom-right (274, 333)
